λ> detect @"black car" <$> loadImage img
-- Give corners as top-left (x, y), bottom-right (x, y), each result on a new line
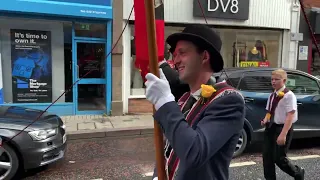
top-left (213, 67), bottom-right (320, 157)
top-left (0, 106), bottom-right (66, 180)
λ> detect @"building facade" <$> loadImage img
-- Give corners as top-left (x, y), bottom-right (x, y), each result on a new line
top-left (122, 0), bottom-right (302, 114)
top-left (0, 0), bottom-right (118, 116)
top-left (296, 0), bottom-right (320, 76)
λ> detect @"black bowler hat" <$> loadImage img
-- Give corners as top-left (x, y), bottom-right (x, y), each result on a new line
top-left (166, 24), bottom-right (224, 72)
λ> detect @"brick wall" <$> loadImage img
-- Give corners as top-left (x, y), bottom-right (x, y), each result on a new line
top-left (128, 98), bottom-right (153, 114)
top-left (303, 0), bottom-right (320, 8)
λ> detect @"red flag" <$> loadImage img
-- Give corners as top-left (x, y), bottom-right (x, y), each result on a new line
top-left (134, 0), bottom-right (165, 81)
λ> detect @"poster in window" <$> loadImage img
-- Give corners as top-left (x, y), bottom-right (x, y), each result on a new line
top-left (11, 29), bottom-right (52, 103)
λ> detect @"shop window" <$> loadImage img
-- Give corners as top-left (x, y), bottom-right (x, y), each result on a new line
top-left (219, 29), bottom-right (281, 68)
top-left (128, 26), bottom-right (281, 96)
top-left (0, 18), bottom-right (73, 103)
top-left (74, 22), bottom-right (106, 38)
top-left (129, 25), bottom-right (184, 96)
top-left (311, 45), bottom-right (320, 76)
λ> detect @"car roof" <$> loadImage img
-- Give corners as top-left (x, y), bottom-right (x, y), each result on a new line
top-left (214, 67), bottom-right (314, 78)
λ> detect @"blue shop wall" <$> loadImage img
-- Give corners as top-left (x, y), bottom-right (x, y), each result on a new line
top-left (0, 0), bottom-right (113, 116)
top-left (0, 0), bottom-right (112, 20)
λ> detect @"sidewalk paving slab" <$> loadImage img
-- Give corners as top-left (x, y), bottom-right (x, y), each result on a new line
top-left (62, 114), bottom-right (155, 140)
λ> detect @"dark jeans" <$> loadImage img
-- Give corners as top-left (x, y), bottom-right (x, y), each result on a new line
top-left (263, 123), bottom-right (302, 180)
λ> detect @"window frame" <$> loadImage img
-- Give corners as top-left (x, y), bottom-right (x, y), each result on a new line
top-left (238, 70), bottom-right (273, 93)
top-left (286, 72), bottom-right (320, 95)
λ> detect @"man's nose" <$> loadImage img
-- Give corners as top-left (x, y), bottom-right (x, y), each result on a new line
top-left (173, 56), bottom-right (180, 65)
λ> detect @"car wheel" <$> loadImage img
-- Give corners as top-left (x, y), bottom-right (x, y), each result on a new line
top-left (233, 129), bottom-right (248, 157)
top-left (0, 143), bottom-right (19, 180)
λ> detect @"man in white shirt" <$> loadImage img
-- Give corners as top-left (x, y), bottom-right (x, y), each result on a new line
top-left (261, 69), bottom-right (304, 180)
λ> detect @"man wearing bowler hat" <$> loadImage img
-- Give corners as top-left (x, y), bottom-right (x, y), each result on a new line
top-left (146, 24), bottom-right (245, 180)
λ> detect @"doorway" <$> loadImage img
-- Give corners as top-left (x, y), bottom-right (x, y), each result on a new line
top-left (73, 41), bottom-right (107, 114)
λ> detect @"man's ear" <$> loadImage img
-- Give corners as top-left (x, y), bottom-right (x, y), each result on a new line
top-left (202, 50), bottom-right (210, 65)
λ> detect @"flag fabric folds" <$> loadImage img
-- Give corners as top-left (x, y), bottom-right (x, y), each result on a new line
top-left (133, 0), bottom-right (165, 82)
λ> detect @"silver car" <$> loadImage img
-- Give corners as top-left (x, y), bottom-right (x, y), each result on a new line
top-left (0, 106), bottom-right (66, 180)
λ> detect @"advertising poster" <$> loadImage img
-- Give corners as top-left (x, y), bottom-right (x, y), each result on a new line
top-left (11, 29), bottom-right (52, 103)
top-left (298, 46), bottom-right (308, 60)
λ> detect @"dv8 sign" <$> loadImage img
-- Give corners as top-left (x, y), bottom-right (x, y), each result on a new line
top-left (193, 0), bottom-right (250, 20)
top-left (208, 0), bottom-right (239, 14)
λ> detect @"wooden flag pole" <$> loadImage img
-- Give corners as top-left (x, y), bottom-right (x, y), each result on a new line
top-left (144, 0), bottom-right (166, 179)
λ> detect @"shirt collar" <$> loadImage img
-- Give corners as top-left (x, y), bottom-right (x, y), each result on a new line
top-left (274, 85), bottom-right (286, 95)
top-left (191, 89), bottom-right (202, 100)
top-left (190, 78), bottom-right (226, 100)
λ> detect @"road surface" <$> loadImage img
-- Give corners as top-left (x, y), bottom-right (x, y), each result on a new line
top-left (20, 135), bottom-right (320, 180)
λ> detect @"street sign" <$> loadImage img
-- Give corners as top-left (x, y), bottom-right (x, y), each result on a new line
top-left (291, 33), bottom-right (303, 41)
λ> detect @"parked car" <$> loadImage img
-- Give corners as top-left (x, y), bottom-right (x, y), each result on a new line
top-left (213, 67), bottom-right (320, 157)
top-left (0, 106), bottom-right (66, 180)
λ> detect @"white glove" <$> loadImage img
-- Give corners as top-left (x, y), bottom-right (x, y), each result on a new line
top-left (145, 69), bottom-right (175, 110)
top-left (153, 177), bottom-right (158, 180)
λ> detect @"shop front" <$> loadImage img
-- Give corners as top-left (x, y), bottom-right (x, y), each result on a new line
top-left (297, 6), bottom-right (320, 76)
top-left (0, 0), bottom-right (113, 116)
top-left (122, 0), bottom-right (296, 114)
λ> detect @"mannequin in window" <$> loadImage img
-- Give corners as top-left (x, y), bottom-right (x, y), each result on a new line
top-left (255, 40), bottom-right (267, 61)
top-left (248, 47), bottom-right (262, 61)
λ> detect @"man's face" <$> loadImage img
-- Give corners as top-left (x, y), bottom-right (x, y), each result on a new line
top-left (271, 74), bottom-right (286, 90)
top-left (173, 40), bottom-right (206, 82)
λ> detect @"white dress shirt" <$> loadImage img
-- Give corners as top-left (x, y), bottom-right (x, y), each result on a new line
top-left (265, 86), bottom-right (298, 124)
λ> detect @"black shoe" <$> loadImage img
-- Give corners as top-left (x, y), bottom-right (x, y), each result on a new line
top-left (295, 167), bottom-right (305, 180)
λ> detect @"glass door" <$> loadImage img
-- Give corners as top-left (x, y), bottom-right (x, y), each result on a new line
top-left (73, 40), bottom-right (107, 114)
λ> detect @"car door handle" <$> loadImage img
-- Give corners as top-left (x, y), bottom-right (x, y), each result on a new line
top-left (297, 102), bottom-right (303, 106)
top-left (244, 97), bottom-right (254, 102)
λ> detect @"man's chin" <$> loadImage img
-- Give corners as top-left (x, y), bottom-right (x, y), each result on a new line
top-left (178, 73), bottom-right (186, 81)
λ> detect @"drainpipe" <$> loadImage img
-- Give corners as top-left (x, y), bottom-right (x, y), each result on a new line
top-left (288, 0), bottom-right (301, 69)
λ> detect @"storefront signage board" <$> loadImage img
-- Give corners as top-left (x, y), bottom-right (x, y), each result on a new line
top-left (0, 0), bottom-right (112, 19)
top-left (240, 61), bottom-right (270, 68)
top-left (193, 0), bottom-right (250, 20)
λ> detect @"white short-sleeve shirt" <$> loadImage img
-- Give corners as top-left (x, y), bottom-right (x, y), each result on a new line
top-left (265, 86), bottom-right (298, 124)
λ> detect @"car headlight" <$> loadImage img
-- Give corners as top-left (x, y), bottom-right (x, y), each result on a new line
top-left (28, 128), bottom-right (57, 141)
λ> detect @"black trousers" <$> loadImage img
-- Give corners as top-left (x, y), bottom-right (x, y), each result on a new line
top-left (263, 123), bottom-right (301, 180)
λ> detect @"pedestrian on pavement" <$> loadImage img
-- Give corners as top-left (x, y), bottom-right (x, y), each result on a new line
top-left (261, 69), bottom-right (305, 180)
top-left (145, 24), bottom-right (245, 180)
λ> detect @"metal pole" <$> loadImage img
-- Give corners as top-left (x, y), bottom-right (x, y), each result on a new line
top-left (144, 0), bottom-right (166, 179)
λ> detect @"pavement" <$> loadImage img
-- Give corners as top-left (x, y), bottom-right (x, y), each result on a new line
top-left (20, 135), bottom-right (320, 180)
top-left (62, 114), bottom-right (155, 140)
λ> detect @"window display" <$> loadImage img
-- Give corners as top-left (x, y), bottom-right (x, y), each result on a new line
top-left (0, 18), bottom-right (69, 103)
top-left (128, 26), bottom-right (282, 96)
top-left (230, 30), bottom-right (281, 68)
top-left (129, 25), bottom-right (183, 96)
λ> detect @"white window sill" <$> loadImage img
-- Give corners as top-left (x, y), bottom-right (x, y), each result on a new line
top-left (129, 95), bottom-right (146, 99)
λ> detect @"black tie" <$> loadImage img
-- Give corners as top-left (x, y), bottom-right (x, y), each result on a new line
top-left (182, 96), bottom-right (197, 117)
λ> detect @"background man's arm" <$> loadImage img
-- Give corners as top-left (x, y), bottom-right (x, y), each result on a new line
top-left (159, 60), bottom-right (189, 101)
